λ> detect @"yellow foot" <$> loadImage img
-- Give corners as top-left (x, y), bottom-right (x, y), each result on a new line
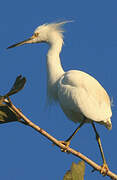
top-left (100, 163), bottom-right (109, 176)
top-left (59, 140), bottom-right (70, 152)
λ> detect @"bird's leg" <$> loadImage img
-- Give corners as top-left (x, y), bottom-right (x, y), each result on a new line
top-left (66, 121), bottom-right (85, 142)
top-left (92, 122), bottom-right (109, 176)
top-left (60, 121), bottom-right (85, 152)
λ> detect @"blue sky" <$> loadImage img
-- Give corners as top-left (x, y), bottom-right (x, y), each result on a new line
top-left (0, 0), bottom-right (117, 179)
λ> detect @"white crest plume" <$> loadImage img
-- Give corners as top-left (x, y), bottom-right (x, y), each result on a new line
top-left (48, 20), bottom-right (73, 32)
top-left (34, 20), bottom-right (73, 39)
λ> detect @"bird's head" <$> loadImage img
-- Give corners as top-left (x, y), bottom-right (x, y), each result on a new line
top-left (7, 21), bottom-right (71, 49)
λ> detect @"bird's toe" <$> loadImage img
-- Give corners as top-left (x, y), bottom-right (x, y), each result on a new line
top-left (100, 163), bottom-right (109, 176)
top-left (59, 140), bottom-right (71, 152)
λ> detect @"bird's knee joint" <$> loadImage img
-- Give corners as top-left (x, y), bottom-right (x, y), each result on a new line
top-left (96, 133), bottom-right (99, 141)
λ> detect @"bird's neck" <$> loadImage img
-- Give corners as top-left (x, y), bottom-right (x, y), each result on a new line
top-left (46, 38), bottom-right (64, 100)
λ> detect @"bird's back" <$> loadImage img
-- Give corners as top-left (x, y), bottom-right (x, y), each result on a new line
top-left (57, 70), bottom-right (112, 129)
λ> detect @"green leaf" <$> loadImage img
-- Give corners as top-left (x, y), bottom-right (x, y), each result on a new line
top-left (63, 170), bottom-right (73, 180)
top-left (4, 75), bottom-right (26, 98)
top-left (63, 161), bottom-right (85, 180)
top-left (71, 161), bottom-right (85, 180)
top-left (0, 104), bottom-right (20, 123)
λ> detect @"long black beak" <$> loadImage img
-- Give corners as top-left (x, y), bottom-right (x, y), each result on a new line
top-left (7, 35), bottom-right (35, 49)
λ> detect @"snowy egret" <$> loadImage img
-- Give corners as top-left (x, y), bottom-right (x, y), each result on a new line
top-left (7, 21), bottom-right (112, 174)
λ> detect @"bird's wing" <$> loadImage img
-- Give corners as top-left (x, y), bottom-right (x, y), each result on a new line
top-left (58, 70), bottom-right (112, 123)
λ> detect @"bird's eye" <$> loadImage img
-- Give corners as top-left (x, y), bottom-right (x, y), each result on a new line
top-left (34, 32), bottom-right (39, 37)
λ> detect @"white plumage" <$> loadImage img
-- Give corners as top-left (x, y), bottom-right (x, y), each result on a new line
top-left (58, 70), bottom-right (112, 129)
top-left (7, 21), bottom-right (112, 130)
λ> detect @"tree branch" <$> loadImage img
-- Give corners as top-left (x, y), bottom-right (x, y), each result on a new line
top-left (4, 99), bottom-right (117, 180)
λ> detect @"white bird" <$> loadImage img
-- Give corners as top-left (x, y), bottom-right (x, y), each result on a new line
top-left (7, 21), bottom-right (112, 174)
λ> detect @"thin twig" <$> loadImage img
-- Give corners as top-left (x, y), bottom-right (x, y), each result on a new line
top-left (4, 99), bottom-right (117, 180)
